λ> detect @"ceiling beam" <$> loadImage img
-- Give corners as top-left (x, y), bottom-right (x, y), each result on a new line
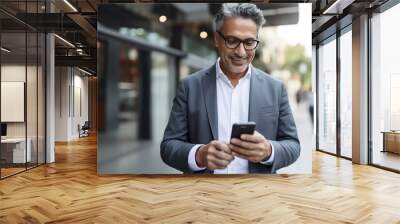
top-left (322, 0), bottom-right (356, 15)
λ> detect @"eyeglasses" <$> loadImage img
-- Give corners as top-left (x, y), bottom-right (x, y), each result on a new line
top-left (217, 31), bottom-right (260, 50)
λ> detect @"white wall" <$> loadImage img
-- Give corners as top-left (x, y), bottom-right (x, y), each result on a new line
top-left (1, 65), bottom-right (26, 81)
top-left (71, 72), bottom-right (89, 138)
top-left (55, 67), bottom-right (89, 141)
top-left (55, 67), bottom-right (69, 141)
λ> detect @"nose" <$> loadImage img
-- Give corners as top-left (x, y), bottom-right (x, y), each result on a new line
top-left (234, 42), bottom-right (247, 57)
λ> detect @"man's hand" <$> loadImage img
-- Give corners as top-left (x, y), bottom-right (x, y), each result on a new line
top-left (229, 131), bottom-right (272, 163)
top-left (195, 140), bottom-right (234, 170)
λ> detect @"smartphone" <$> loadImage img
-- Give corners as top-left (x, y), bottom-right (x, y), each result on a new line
top-left (230, 122), bottom-right (256, 139)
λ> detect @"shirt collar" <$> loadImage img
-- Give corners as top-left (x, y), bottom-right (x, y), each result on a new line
top-left (216, 57), bottom-right (252, 82)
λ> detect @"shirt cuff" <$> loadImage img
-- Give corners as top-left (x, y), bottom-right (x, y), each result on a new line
top-left (188, 144), bottom-right (207, 171)
top-left (260, 141), bottom-right (275, 165)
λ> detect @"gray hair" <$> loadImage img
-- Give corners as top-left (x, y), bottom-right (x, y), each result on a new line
top-left (213, 3), bottom-right (266, 33)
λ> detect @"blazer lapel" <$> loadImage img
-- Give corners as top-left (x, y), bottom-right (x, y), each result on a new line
top-left (248, 68), bottom-right (265, 173)
top-left (202, 65), bottom-right (218, 140)
top-left (248, 68), bottom-right (263, 124)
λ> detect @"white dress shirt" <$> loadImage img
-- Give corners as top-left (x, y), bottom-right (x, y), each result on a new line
top-left (188, 58), bottom-right (275, 173)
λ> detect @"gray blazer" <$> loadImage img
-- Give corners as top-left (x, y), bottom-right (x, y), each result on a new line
top-left (160, 64), bottom-right (300, 174)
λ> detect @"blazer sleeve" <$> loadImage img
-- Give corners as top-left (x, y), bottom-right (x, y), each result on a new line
top-left (160, 79), bottom-right (196, 173)
top-left (268, 83), bottom-right (301, 171)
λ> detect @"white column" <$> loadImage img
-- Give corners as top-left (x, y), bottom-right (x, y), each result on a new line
top-left (46, 32), bottom-right (55, 163)
top-left (54, 67), bottom-right (73, 141)
top-left (45, 1), bottom-right (56, 163)
top-left (352, 14), bottom-right (369, 164)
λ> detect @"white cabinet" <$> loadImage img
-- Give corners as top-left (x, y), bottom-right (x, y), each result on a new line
top-left (1, 138), bottom-right (32, 163)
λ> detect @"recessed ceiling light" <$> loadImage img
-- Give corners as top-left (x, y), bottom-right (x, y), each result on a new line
top-left (63, 0), bottom-right (78, 12)
top-left (78, 67), bottom-right (93, 76)
top-left (54, 34), bottom-right (75, 48)
top-left (322, 0), bottom-right (353, 15)
top-left (1, 47), bottom-right (11, 53)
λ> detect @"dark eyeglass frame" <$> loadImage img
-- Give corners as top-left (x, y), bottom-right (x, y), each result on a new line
top-left (217, 31), bottom-right (260, 50)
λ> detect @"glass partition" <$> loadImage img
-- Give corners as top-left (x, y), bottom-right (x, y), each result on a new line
top-left (339, 28), bottom-right (352, 158)
top-left (0, 1), bottom-right (46, 179)
top-left (1, 30), bottom-right (28, 177)
top-left (317, 36), bottom-right (337, 155)
top-left (371, 3), bottom-right (400, 171)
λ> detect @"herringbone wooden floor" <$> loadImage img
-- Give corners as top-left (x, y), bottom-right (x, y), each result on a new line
top-left (1, 135), bottom-right (400, 224)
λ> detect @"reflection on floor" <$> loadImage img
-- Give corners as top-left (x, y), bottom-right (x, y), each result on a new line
top-left (0, 162), bottom-right (44, 179)
top-left (373, 150), bottom-right (400, 171)
top-left (0, 167), bottom-right (25, 178)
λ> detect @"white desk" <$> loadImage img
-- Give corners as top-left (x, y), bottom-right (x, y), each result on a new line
top-left (1, 138), bottom-right (31, 163)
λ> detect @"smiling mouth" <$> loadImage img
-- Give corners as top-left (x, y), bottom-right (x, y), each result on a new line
top-left (231, 58), bottom-right (247, 65)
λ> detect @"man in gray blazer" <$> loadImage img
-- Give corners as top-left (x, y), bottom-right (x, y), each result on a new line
top-left (161, 3), bottom-right (300, 174)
